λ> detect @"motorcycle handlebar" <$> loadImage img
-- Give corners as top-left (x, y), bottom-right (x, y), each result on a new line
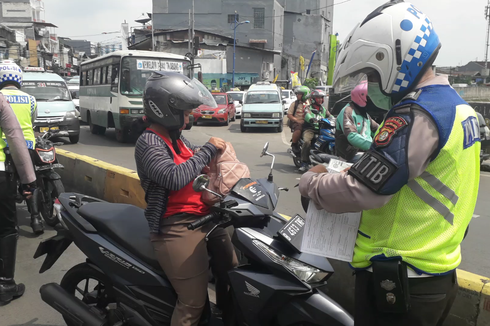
top-left (187, 213), bottom-right (217, 230)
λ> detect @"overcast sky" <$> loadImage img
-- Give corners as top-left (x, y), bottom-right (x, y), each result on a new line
top-left (45, 0), bottom-right (486, 67)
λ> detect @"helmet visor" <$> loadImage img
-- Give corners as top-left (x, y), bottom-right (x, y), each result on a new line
top-left (186, 78), bottom-right (218, 109)
top-left (333, 73), bottom-right (367, 94)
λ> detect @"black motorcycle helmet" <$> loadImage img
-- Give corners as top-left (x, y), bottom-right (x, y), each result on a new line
top-left (143, 71), bottom-right (217, 153)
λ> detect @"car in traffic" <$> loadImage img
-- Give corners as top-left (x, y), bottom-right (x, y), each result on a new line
top-left (241, 82), bottom-right (283, 133)
top-left (193, 92), bottom-right (236, 126)
top-left (227, 91), bottom-right (245, 118)
top-left (281, 89), bottom-right (296, 113)
top-left (22, 68), bottom-right (81, 144)
top-left (66, 76), bottom-right (80, 115)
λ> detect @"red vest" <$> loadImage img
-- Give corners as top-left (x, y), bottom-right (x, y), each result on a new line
top-left (148, 129), bottom-right (210, 218)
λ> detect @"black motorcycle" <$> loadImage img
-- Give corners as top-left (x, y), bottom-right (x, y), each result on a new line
top-left (34, 142), bottom-right (354, 326)
top-left (32, 130), bottom-right (65, 227)
top-left (4, 130), bottom-right (64, 232)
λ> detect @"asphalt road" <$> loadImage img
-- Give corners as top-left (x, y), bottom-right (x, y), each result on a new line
top-left (5, 120), bottom-right (490, 325)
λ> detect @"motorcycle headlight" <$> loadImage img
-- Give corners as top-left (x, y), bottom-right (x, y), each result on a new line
top-left (243, 113), bottom-right (251, 118)
top-left (37, 149), bottom-right (55, 163)
top-left (253, 240), bottom-right (330, 284)
top-left (218, 108), bottom-right (226, 114)
top-left (272, 112), bottom-right (281, 118)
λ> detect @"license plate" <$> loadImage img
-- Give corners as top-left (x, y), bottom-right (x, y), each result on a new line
top-left (40, 127), bottom-right (59, 132)
top-left (202, 115), bottom-right (213, 119)
top-left (256, 120), bottom-right (268, 124)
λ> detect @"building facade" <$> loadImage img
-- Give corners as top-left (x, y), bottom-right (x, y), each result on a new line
top-left (153, 0), bottom-right (283, 80)
top-left (283, 0), bottom-right (333, 83)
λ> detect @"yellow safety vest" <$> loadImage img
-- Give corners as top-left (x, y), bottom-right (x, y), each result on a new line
top-left (352, 86), bottom-right (480, 275)
top-left (0, 88), bottom-right (36, 155)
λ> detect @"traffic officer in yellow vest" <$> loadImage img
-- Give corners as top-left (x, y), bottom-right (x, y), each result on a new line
top-left (0, 65), bottom-right (37, 306)
top-left (0, 60), bottom-right (43, 234)
top-left (299, 2), bottom-right (480, 325)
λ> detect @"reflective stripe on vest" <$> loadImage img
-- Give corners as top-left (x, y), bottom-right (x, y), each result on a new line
top-left (407, 177), bottom-right (455, 225)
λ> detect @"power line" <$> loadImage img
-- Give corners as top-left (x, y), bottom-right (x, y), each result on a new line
top-left (64, 31), bottom-right (119, 38)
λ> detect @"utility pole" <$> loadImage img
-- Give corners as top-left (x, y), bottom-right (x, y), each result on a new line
top-left (151, 11), bottom-right (155, 51)
top-left (484, 0), bottom-right (490, 83)
top-left (192, 0), bottom-right (195, 74)
top-left (188, 9), bottom-right (192, 54)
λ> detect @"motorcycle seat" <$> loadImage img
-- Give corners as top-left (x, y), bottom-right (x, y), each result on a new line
top-left (311, 150), bottom-right (339, 163)
top-left (78, 202), bottom-right (163, 272)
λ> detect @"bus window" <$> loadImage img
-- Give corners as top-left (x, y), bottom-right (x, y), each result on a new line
top-left (81, 71), bottom-right (87, 86)
top-left (111, 65), bottom-right (119, 92)
top-left (107, 65), bottom-right (112, 85)
top-left (87, 70), bottom-right (93, 85)
top-left (102, 66), bottom-right (107, 84)
top-left (120, 57), bottom-right (187, 95)
top-left (94, 68), bottom-right (100, 85)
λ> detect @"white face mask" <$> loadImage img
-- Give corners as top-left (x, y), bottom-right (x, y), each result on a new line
top-left (368, 82), bottom-right (392, 111)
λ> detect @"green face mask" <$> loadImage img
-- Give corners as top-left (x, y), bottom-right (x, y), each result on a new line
top-left (368, 82), bottom-right (392, 111)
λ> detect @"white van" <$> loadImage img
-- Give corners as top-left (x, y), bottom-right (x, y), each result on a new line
top-left (22, 69), bottom-right (81, 143)
top-left (241, 82), bottom-right (284, 133)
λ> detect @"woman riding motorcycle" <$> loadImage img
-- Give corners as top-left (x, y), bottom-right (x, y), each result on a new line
top-left (335, 80), bottom-right (379, 162)
top-left (134, 71), bottom-right (238, 326)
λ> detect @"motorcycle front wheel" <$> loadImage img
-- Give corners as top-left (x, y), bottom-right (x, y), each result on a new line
top-left (60, 263), bottom-right (118, 326)
top-left (39, 179), bottom-right (65, 227)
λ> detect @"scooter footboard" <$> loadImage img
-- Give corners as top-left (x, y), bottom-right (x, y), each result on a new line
top-left (276, 290), bottom-right (354, 326)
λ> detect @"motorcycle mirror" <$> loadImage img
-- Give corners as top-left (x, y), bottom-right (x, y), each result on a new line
top-left (261, 142), bottom-right (269, 157)
top-left (192, 174), bottom-right (210, 192)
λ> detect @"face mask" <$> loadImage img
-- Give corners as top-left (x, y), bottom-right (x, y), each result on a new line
top-left (368, 82), bottom-right (392, 111)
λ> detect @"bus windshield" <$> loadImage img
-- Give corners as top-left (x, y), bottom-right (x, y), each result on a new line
top-left (22, 81), bottom-right (71, 102)
top-left (120, 57), bottom-right (190, 96)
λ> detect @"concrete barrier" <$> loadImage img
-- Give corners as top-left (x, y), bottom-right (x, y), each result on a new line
top-left (55, 148), bottom-right (490, 325)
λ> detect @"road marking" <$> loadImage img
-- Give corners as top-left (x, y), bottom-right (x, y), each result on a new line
top-left (473, 214), bottom-right (480, 219)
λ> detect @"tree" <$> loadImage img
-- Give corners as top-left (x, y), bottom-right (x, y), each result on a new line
top-left (304, 77), bottom-right (319, 90)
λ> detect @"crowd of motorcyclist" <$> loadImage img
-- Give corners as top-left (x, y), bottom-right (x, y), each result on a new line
top-left (287, 80), bottom-right (381, 172)
top-left (0, 1), bottom-right (483, 326)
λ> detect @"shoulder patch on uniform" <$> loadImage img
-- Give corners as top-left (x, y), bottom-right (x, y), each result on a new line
top-left (374, 116), bottom-right (408, 147)
top-left (348, 151), bottom-right (397, 193)
top-left (462, 116), bottom-right (480, 149)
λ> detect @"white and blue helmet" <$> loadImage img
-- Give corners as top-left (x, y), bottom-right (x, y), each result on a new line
top-left (0, 60), bottom-right (23, 89)
top-left (333, 1), bottom-right (441, 98)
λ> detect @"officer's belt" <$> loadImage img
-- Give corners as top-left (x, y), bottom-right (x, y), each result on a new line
top-left (366, 266), bottom-right (434, 278)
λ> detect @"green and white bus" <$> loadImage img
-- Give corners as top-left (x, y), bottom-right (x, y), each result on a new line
top-left (80, 50), bottom-right (191, 142)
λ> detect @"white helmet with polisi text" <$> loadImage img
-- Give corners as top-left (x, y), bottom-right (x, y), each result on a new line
top-left (0, 60), bottom-right (23, 89)
top-left (333, 1), bottom-right (441, 98)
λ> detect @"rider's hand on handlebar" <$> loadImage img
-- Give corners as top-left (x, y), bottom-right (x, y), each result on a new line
top-left (208, 137), bottom-right (226, 151)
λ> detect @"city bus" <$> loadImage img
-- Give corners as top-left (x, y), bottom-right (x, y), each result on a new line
top-left (79, 50), bottom-right (191, 142)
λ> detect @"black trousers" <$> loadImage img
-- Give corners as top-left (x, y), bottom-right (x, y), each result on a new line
top-left (355, 270), bottom-right (458, 326)
top-left (0, 172), bottom-right (18, 238)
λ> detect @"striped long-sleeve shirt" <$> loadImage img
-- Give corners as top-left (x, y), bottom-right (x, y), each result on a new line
top-left (135, 130), bottom-right (218, 233)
